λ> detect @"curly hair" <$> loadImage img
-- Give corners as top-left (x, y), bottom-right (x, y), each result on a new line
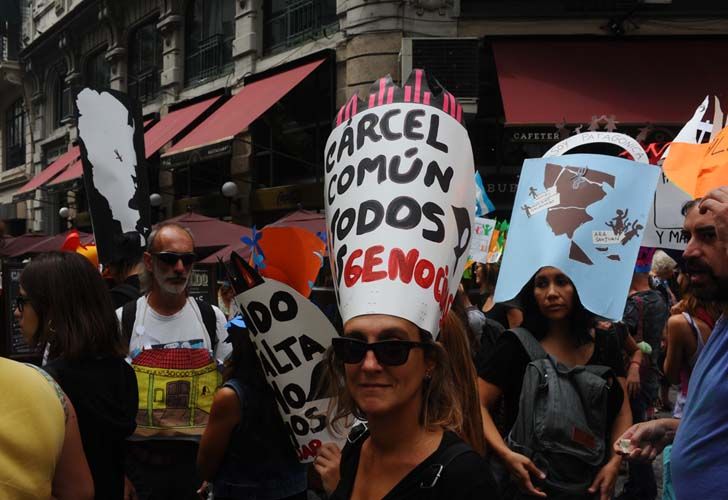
top-left (326, 326), bottom-right (463, 436)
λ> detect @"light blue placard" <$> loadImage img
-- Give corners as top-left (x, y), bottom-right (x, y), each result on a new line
top-left (494, 154), bottom-right (660, 320)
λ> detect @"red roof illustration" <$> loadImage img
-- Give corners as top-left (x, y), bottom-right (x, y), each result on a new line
top-left (133, 348), bottom-right (213, 369)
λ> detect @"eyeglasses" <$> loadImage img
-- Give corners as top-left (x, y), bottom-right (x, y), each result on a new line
top-left (331, 337), bottom-right (429, 366)
top-left (14, 295), bottom-right (28, 313)
top-left (152, 252), bottom-right (196, 267)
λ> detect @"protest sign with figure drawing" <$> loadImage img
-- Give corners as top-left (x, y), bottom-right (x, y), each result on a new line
top-left (495, 154), bottom-right (659, 320)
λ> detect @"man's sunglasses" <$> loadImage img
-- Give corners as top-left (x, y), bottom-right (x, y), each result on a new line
top-left (152, 252), bottom-right (196, 267)
top-left (14, 295), bottom-right (28, 313)
top-left (331, 337), bottom-right (429, 366)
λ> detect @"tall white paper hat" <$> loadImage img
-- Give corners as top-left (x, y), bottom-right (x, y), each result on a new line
top-left (324, 70), bottom-right (475, 337)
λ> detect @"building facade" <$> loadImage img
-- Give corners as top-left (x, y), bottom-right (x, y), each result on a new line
top-left (5, 0), bottom-right (728, 233)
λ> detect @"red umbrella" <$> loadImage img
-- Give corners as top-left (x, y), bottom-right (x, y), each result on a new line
top-left (159, 212), bottom-right (251, 252)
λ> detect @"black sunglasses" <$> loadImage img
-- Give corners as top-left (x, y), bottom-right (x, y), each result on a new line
top-left (331, 337), bottom-right (429, 366)
top-left (152, 252), bottom-right (196, 267)
top-left (14, 295), bottom-right (28, 313)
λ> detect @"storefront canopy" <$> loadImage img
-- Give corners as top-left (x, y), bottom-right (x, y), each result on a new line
top-left (0, 230), bottom-right (94, 258)
top-left (14, 146), bottom-right (80, 201)
top-left (161, 58), bottom-right (326, 168)
top-left (198, 209), bottom-right (326, 264)
top-left (161, 211), bottom-right (251, 253)
top-left (45, 96), bottom-right (222, 190)
top-left (491, 39), bottom-right (728, 125)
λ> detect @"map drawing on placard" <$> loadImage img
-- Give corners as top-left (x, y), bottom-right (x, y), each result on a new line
top-left (521, 163), bottom-right (636, 265)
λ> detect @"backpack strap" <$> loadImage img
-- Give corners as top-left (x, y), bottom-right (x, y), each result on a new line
top-left (509, 327), bottom-right (548, 361)
top-left (121, 298), bottom-right (138, 346)
top-left (419, 440), bottom-right (472, 489)
top-left (197, 300), bottom-right (218, 348)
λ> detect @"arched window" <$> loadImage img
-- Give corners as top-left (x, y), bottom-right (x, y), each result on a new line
top-left (128, 20), bottom-right (162, 102)
top-left (53, 72), bottom-right (71, 128)
top-left (85, 49), bottom-right (110, 89)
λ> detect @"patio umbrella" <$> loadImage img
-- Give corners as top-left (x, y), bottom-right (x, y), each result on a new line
top-left (160, 212), bottom-right (251, 253)
top-left (2, 230), bottom-right (94, 258)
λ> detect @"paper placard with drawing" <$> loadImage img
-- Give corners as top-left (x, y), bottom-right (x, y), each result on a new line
top-left (494, 154), bottom-right (660, 320)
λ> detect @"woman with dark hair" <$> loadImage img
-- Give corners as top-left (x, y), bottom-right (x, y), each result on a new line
top-left (18, 251), bottom-right (138, 500)
top-left (325, 313), bottom-right (498, 499)
top-left (477, 267), bottom-right (631, 499)
top-left (197, 320), bottom-right (307, 499)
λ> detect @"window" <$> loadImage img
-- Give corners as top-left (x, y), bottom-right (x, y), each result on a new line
top-left (4, 98), bottom-right (25, 170)
top-left (128, 21), bottom-right (162, 103)
top-left (185, 0), bottom-right (235, 84)
top-left (53, 72), bottom-right (71, 128)
top-left (85, 49), bottom-right (110, 89)
top-left (263, 0), bottom-right (337, 53)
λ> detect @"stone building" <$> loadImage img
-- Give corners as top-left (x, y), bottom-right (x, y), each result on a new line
top-left (6, 0), bottom-right (728, 233)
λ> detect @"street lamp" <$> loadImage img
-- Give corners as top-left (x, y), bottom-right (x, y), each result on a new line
top-left (221, 181), bottom-right (238, 198)
top-left (150, 193), bottom-right (163, 207)
top-left (59, 206), bottom-right (70, 219)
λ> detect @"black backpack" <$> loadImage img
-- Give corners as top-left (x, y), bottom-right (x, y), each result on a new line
top-left (121, 297), bottom-right (218, 349)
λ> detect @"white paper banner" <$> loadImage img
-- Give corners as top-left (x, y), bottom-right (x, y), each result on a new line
top-left (235, 279), bottom-right (344, 462)
top-left (325, 102), bottom-right (475, 336)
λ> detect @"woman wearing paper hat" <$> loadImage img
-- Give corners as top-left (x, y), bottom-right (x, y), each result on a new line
top-left (475, 152), bottom-right (661, 498)
top-left (323, 71), bottom-right (497, 499)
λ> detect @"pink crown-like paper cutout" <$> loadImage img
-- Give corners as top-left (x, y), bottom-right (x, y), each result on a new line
top-left (335, 69), bottom-right (464, 127)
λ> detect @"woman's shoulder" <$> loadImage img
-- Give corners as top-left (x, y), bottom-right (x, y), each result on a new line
top-left (430, 432), bottom-right (498, 497)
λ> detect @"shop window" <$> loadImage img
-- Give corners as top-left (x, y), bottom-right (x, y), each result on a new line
top-left (251, 62), bottom-right (333, 187)
top-left (185, 0), bottom-right (235, 85)
top-left (128, 21), bottom-right (162, 103)
top-left (263, 0), bottom-right (337, 54)
top-left (4, 98), bottom-right (25, 170)
top-left (85, 49), bottom-right (110, 89)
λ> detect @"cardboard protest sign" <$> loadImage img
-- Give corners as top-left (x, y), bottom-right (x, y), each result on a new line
top-left (662, 124), bottom-right (728, 198)
top-left (324, 70), bottom-right (475, 336)
top-left (494, 154), bottom-right (660, 320)
top-left (76, 88), bottom-right (151, 264)
top-left (469, 217), bottom-right (496, 264)
top-left (227, 252), bottom-right (344, 463)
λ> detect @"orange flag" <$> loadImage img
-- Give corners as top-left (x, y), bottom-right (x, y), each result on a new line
top-left (662, 126), bottom-right (728, 198)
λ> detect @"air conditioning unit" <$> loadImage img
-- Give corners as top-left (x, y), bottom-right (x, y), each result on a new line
top-left (401, 37), bottom-right (480, 115)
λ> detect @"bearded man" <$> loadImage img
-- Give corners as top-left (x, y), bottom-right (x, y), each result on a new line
top-left (117, 222), bottom-right (230, 500)
top-left (615, 186), bottom-right (728, 500)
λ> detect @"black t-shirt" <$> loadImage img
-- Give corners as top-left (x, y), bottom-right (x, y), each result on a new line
top-left (477, 329), bottom-right (626, 434)
top-left (332, 430), bottom-right (500, 500)
top-left (44, 357), bottom-right (138, 500)
top-left (109, 274), bottom-right (141, 309)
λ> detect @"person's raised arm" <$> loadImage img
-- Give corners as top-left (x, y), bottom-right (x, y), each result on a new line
top-left (623, 331), bottom-right (643, 399)
top-left (478, 378), bottom-right (546, 498)
top-left (52, 395), bottom-right (94, 500)
top-left (197, 387), bottom-right (242, 480)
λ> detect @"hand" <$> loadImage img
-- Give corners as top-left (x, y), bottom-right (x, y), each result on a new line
top-left (627, 364), bottom-right (641, 399)
top-left (588, 456), bottom-right (620, 500)
top-left (502, 450), bottom-right (547, 498)
top-left (197, 480), bottom-right (210, 499)
top-left (699, 186), bottom-right (728, 245)
top-left (613, 418), bottom-right (679, 462)
top-left (314, 442), bottom-right (342, 496)
top-left (123, 476), bottom-right (138, 500)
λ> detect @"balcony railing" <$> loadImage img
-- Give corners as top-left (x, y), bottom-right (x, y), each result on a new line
top-left (128, 67), bottom-right (161, 104)
top-left (185, 34), bottom-right (233, 85)
top-left (264, 0), bottom-right (338, 53)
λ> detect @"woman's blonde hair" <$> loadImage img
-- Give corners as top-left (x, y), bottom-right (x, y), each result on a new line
top-left (439, 312), bottom-right (486, 455)
top-left (326, 324), bottom-right (463, 435)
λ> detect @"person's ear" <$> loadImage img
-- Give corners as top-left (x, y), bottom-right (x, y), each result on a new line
top-left (143, 252), bottom-right (153, 272)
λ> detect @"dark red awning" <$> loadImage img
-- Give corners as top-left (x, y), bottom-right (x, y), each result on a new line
top-left (162, 59), bottom-right (325, 161)
top-left (144, 96), bottom-right (220, 158)
top-left (14, 146), bottom-right (80, 200)
top-left (491, 39), bottom-right (728, 125)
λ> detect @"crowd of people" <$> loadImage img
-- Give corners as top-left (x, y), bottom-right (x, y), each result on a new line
top-left (1, 95), bottom-right (728, 500)
top-left (0, 186), bottom-right (724, 500)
